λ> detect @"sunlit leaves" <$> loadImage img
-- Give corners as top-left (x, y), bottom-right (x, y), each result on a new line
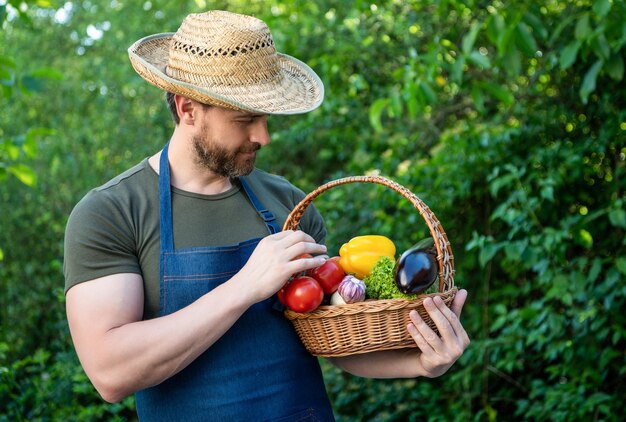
top-left (0, 128), bottom-right (54, 186)
top-left (6, 163), bottom-right (37, 186)
top-left (1, 52), bottom-right (62, 186)
top-left (0, 55), bottom-right (16, 96)
top-left (368, 98), bottom-right (387, 133)
top-left (366, 0), bottom-right (626, 131)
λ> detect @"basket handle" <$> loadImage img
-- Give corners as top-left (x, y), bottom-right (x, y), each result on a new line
top-left (282, 175), bottom-right (455, 292)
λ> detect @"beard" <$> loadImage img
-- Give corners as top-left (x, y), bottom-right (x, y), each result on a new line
top-left (191, 133), bottom-right (261, 179)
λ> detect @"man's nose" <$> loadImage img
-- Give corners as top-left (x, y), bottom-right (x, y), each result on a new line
top-left (250, 116), bottom-right (270, 146)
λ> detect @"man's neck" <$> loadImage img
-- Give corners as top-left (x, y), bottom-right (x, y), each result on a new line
top-left (148, 136), bottom-right (233, 196)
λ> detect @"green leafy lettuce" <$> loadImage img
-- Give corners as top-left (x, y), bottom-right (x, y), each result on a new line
top-left (363, 256), bottom-right (417, 300)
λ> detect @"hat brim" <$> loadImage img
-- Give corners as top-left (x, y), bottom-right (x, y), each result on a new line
top-left (128, 33), bottom-right (324, 115)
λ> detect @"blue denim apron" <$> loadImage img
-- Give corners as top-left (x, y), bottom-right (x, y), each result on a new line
top-left (135, 143), bottom-right (334, 421)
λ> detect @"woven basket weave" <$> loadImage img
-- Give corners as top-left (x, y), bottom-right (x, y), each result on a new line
top-left (283, 175), bottom-right (457, 357)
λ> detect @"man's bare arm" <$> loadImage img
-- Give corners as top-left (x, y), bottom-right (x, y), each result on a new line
top-left (66, 230), bottom-right (327, 403)
top-left (66, 272), bottom-right (256, 402)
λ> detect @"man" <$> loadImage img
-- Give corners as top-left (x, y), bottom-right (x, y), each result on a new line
top-left (64, 10), bottom-right (470, 421)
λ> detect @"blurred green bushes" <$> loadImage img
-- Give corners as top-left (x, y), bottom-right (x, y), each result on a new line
top-left (1, 0), bottom-right (624, 420)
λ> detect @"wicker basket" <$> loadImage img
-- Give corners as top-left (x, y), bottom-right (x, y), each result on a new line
top-left (283, 175), bottom-right (457, 357)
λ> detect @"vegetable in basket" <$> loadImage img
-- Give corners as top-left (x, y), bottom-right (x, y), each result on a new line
top-left (330, 275), bottom-right (366, 305)
top-left (280, 276), bottom-right (324, 313)
top-left (395, 237), bottom-right (439, 294)
top-left (338, 235), bottom-right (396, 279)
top-left (363, 256), bottom-right (418, 300)
top-left (310, 259), bottom-right (345, 294)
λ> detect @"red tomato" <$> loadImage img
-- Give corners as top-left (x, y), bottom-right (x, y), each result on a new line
top-left (277, 283), bottom-right (288, 305)
top-left (311, 259), bottom-right (345, 294)
top-left (284, 276), bottom-right (324, 313)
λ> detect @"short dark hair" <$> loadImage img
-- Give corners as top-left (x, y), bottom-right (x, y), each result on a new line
top-left (165, 91), bottom-right (178, 124)
top-left (165, 92), bottom-right (212, 125)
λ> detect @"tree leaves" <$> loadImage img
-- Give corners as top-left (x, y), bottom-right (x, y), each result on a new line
top-left (580, 60), bottom-right (604, 104)
top-left (560, 41), bottom-right (580, 70)
top-left (592, 0), bottom-right (612, 18)
top-left (575, 13), bottom-right (592, 40)
top-left (514, 22), bottom-right (538, 57)
top-left (6, 163), bottom-right (37, 186)
top-left (462, 22), bottom-right (481, 55)
top-left (605, 54), bottom-right (625, 81)
top-left (1, 1), bottom-right (625, 421)
top-left (368, 98), bottom-right (387, 133)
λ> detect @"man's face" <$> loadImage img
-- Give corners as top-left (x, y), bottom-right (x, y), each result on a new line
top-left (191, 107), bottom-right (269, 178)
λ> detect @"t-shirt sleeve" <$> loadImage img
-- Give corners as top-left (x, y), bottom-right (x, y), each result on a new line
top-left (63, 189), bottom-right (141, 293)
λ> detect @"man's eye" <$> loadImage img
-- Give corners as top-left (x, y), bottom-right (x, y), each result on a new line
top-left (234, 115), bottom-right (265, 125)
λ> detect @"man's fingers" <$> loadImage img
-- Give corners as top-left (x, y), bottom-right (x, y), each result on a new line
top-left (277, 229), bottom-right (317, 245)
top-left (287, 241), bottom-right (327, 259)
top-left (422, 297), bottom-right (457, 345)
top-left (266, 230), bottom-right (327, 259)
top-left (450, 289), bottom-right (468, 318)
top-left (408, 309), bottom-right (443, 352)
top-left (270, 229), bottom-right (296, 240)
top-left (407, 322), bottom-right (434, 355)
top-left (432, 295), bottom-right (470, 347)
top-left (288, 255), bottom-right (328, 274)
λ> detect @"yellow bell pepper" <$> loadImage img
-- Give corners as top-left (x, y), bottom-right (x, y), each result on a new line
top-left (338, 235), bottom-right (396, 279)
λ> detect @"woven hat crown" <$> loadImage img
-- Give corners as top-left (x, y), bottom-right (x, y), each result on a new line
top-left (128, 10), bottom-right (324, 114)
top-left (167, 11), bottom-right (280, 88)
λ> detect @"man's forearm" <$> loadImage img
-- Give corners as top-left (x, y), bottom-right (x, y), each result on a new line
top-left (327, 349), bottom-right (422, 379)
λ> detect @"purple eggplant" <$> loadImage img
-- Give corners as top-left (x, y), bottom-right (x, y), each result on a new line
top-left (394, 238), bottom-right (438, 294)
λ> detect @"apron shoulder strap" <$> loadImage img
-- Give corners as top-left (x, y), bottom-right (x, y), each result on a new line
top-left (159, 142), bottom-right (175, 252)
top-left (239, 177), bottom-right (281, 235)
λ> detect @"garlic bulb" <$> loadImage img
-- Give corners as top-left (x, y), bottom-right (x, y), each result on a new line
top-left (337, 275), bottom-right (366, 303)
top-left (330, 291), bottom-right (346, 305)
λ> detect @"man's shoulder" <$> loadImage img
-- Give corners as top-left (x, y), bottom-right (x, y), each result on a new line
top-left (243, 169), bottom-right (326, 242)
top-left (93, 158), bottom-right (152, 194)
top-left (246, 168), bottom-right (294, 188)
top-left (70, 158), bottom-right (153, 219)
top-left (244, 168), bottom-right (306, 200)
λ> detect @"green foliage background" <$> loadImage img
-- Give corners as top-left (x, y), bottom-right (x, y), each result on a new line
top-left (1, 0), bottom-right (625, 420)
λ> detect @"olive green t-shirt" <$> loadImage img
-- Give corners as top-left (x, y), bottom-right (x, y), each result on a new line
top-left (63, 158), bottom-right (326, 319)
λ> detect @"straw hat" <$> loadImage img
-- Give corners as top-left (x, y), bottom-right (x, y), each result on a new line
top-left (128, 10), bottom-right (324, 115)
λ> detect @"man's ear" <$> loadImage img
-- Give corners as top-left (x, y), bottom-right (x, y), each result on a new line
top-left (174, 95), bottom-right (196, 125)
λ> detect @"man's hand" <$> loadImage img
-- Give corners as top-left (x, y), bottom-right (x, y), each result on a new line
top-left (327, 289), bottom-right (469, 379)
top-left (233, 230), bottom-right (328, 303)
top-left (407, 289), bottom-right (470, 378)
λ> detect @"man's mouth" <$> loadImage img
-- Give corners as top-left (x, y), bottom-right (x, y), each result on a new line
top-left (243, 143), bottom-right (261, 152)
top-left (239, 144), bottom-right (261, 155)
